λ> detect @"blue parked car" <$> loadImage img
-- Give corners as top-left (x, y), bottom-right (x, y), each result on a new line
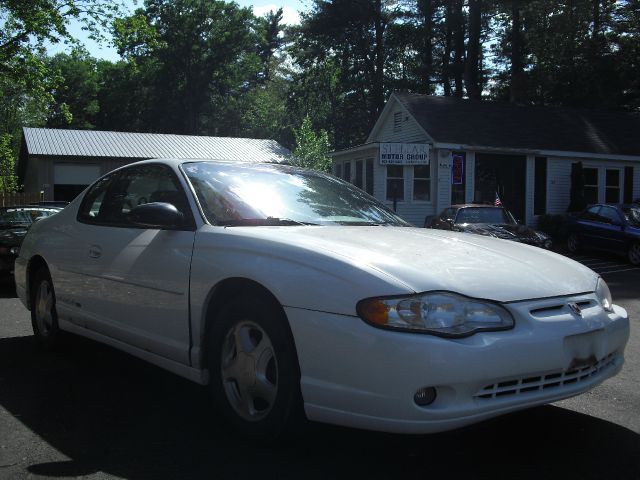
top-left (566, 203), bottom-right (640, 265)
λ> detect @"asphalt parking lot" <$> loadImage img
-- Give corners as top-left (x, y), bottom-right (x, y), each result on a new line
top-left (0, 251), bottom-right (638, 479)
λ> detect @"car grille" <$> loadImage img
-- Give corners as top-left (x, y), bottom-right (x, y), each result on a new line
top-left (474, 353), bottom-right (617, 400)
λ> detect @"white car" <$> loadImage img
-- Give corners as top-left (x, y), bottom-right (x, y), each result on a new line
top-left (15, 159), bottom-right (629, 439)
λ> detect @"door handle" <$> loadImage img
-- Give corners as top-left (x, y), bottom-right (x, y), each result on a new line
top-left (88, 245), bottom-right (102, 259)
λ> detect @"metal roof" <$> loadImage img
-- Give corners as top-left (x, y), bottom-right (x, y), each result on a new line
top-left (22, 127), bottom-right (291, 162)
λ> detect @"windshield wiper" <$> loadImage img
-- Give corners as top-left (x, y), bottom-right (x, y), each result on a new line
top-left (218, 217), bottom-right (319, 227)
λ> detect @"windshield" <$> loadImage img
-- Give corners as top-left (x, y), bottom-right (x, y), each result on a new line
top-left (623, 206), bottom-right (640, 227)
top-left (455, 207), bottom-right (515, 225)
top-left (181, 162), bottom-right (410, 227)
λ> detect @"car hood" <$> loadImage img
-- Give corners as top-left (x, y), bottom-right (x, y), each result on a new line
top-left (240, 226), bottom-right (597, 303)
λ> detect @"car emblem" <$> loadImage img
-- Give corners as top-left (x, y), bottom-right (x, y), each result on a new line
top-left (568, 302), bottom-right (582, 317)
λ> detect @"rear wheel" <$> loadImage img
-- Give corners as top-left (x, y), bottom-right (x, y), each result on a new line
top-left (207, 292), bottom-right (303, 441)
top-left (567, 233), bottom-right (580, 254)
top-left (628, 243), bottom-right (640, 266)
top-left (30, 267), bottom-right (61, 350)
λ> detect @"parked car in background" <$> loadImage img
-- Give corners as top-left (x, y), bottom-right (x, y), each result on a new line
top-left (566, 204), bottom-right (640, 265)
top-left (427, 204), bottom-right (553, 249)
top-left (0, 206), bottom-right (62, 279)
top-left (14, 160), bottom-right (628, 440)
top-left (28, 201), bottom-right (70, 209)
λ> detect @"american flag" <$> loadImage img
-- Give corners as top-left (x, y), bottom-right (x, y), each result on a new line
top-left (494, 192), bottom-right (503, 206)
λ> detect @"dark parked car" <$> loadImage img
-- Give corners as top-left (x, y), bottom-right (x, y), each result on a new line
top-left (0, 207), bottom-right (61, 278)
top-left (566, 204), bottom-right (640, 265)
top-left (427, 204), bottom-right (552, 249)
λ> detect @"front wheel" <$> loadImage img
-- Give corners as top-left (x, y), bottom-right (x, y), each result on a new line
top-left (30, 267), bottom-right (61, 350)
top-left (207, 292), bottom-right (303, 441)
top-left (567, 233), bottom-right (580, 254)
top-left (628, 243), bottom-right (640, 266)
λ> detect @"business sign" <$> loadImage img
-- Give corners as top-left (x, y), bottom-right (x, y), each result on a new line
top-left (379, 143), bottom-right (429, 165)
top-left (451, 153), bottom-right (465, 185)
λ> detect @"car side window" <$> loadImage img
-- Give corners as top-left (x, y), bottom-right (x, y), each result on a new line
top-left (581, 206), bottom-right (601, 221)
top-left (78, 173), bottom-right (116, 223)
top-left (598, 207), bottom-right (623, 225)
top-left (79, 164), bottom-right (194, 229)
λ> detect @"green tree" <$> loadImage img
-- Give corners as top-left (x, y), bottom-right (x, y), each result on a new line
top-left (0, 134), bottom-right (18, 193)
top-left (112, 0), bottom-right (261, 135)
top-left (292, 116), bottom-right (332, 172)
top-left (46, 50), bottom-right (100, 128)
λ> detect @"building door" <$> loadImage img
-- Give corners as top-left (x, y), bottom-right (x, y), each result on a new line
top-left (53, 164), bottom-right (101, 202)
top-left (475, 153), bottom-right (527, 221)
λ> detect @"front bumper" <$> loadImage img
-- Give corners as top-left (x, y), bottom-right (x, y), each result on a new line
top-left (285, 293), bottom-right (629, 434)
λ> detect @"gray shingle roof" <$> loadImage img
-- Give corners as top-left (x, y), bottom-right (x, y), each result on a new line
top-left (394, 93), bottom-right (640, 156)
top-left (23, 127), bottom-right (291, 162)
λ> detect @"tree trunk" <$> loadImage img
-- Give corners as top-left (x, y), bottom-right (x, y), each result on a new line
top-left (592, 0), bottom-right (601, 37)
top-left (452, 0), bottom-right (465, 97)
top-left (509, 0), bottom-right (525, 104)
top-left (464, 0), bottom-right (482, 100)
top-left (418, 0), bottom-right (433, 94)
top-left (373, 0), bottom-right (386, 115)
top-left (442, 1), bottom-right (453, 96)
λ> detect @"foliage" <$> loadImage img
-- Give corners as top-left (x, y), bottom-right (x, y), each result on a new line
top-left (46, 49), bottom-right (100, 128)
top-left (292, 116), bottom-right (332, 172)
top-left (3, 0), bottom-right (640, 170)
top-left (0, 134), bottom-right (18, 193)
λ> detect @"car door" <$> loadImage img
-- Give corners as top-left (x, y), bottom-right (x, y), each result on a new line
top-left (575, 206), bottom-right (604, 248)
top-left (74, 163), bottom-right (196, 364)
top-left (594, 206), bottom-right (627, 251)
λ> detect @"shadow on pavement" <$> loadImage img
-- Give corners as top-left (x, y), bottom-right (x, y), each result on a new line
top-left (0, 334), bottom-right (638, 479)
top-left (0, 278), bottom-right (16, 298)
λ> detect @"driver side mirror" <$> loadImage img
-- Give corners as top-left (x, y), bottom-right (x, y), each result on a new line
top-left (128, 202), bottom-right (184, 229)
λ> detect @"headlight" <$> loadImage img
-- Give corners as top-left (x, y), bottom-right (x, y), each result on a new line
top-left (9, 246), bottom-right (19, 255)
top-left (595, 277), bottom-right (614, 313)
top-left (357, 291), bottom-right (515, 338)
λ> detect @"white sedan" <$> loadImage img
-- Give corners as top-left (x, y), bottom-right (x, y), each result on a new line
top-left (15, 159), bottom-right (629, 439)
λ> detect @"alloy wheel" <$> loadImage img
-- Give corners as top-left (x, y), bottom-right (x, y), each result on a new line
top-left (629, 243), bottom-right (640, 266)
top-left (35, 280), bottom-right (55, 336)
top-left (567, 234), bottom-right (579, 253)
top-left (220, 320), bottom-right (278, 422)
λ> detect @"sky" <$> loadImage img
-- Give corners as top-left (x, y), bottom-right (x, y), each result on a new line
top-left (46, 0), bottom-right (307, 62)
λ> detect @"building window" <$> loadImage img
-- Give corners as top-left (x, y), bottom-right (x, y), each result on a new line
top-left (534, 157), bottom-right (547, 215)
top-left (393, 112), bottom-right (403, 132)
top-left (343, 161), bottom-right (351, 183)
top-left (335, 163), bottom-right (342, 179)
top-left (605, 169), bottom-right (621, 203)
top-left (584, 167), bottom-right (598, 204)
top-left (355, 160), bottom-right (363, 188)
top-left (624, 166), bottom-right (634, 204)
top-left (365, 159), bottom-right (374, 195)
top-left (386, 166), bottom-right (404, 201)
top-left (413, 164), bottom-right (430, 201)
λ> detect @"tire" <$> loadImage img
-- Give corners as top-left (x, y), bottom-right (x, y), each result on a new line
top-left (30, 267), bottom-right (61, 350)
top-left (567, 233), bottom-right (580, 254)
top-left (207, 291), bottom-right (304, 441)
top-left (628, 243), bottom-right (640, 266)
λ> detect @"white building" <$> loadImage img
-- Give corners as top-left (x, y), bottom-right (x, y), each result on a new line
top-left (330, 93), bottom-right (640, 226)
